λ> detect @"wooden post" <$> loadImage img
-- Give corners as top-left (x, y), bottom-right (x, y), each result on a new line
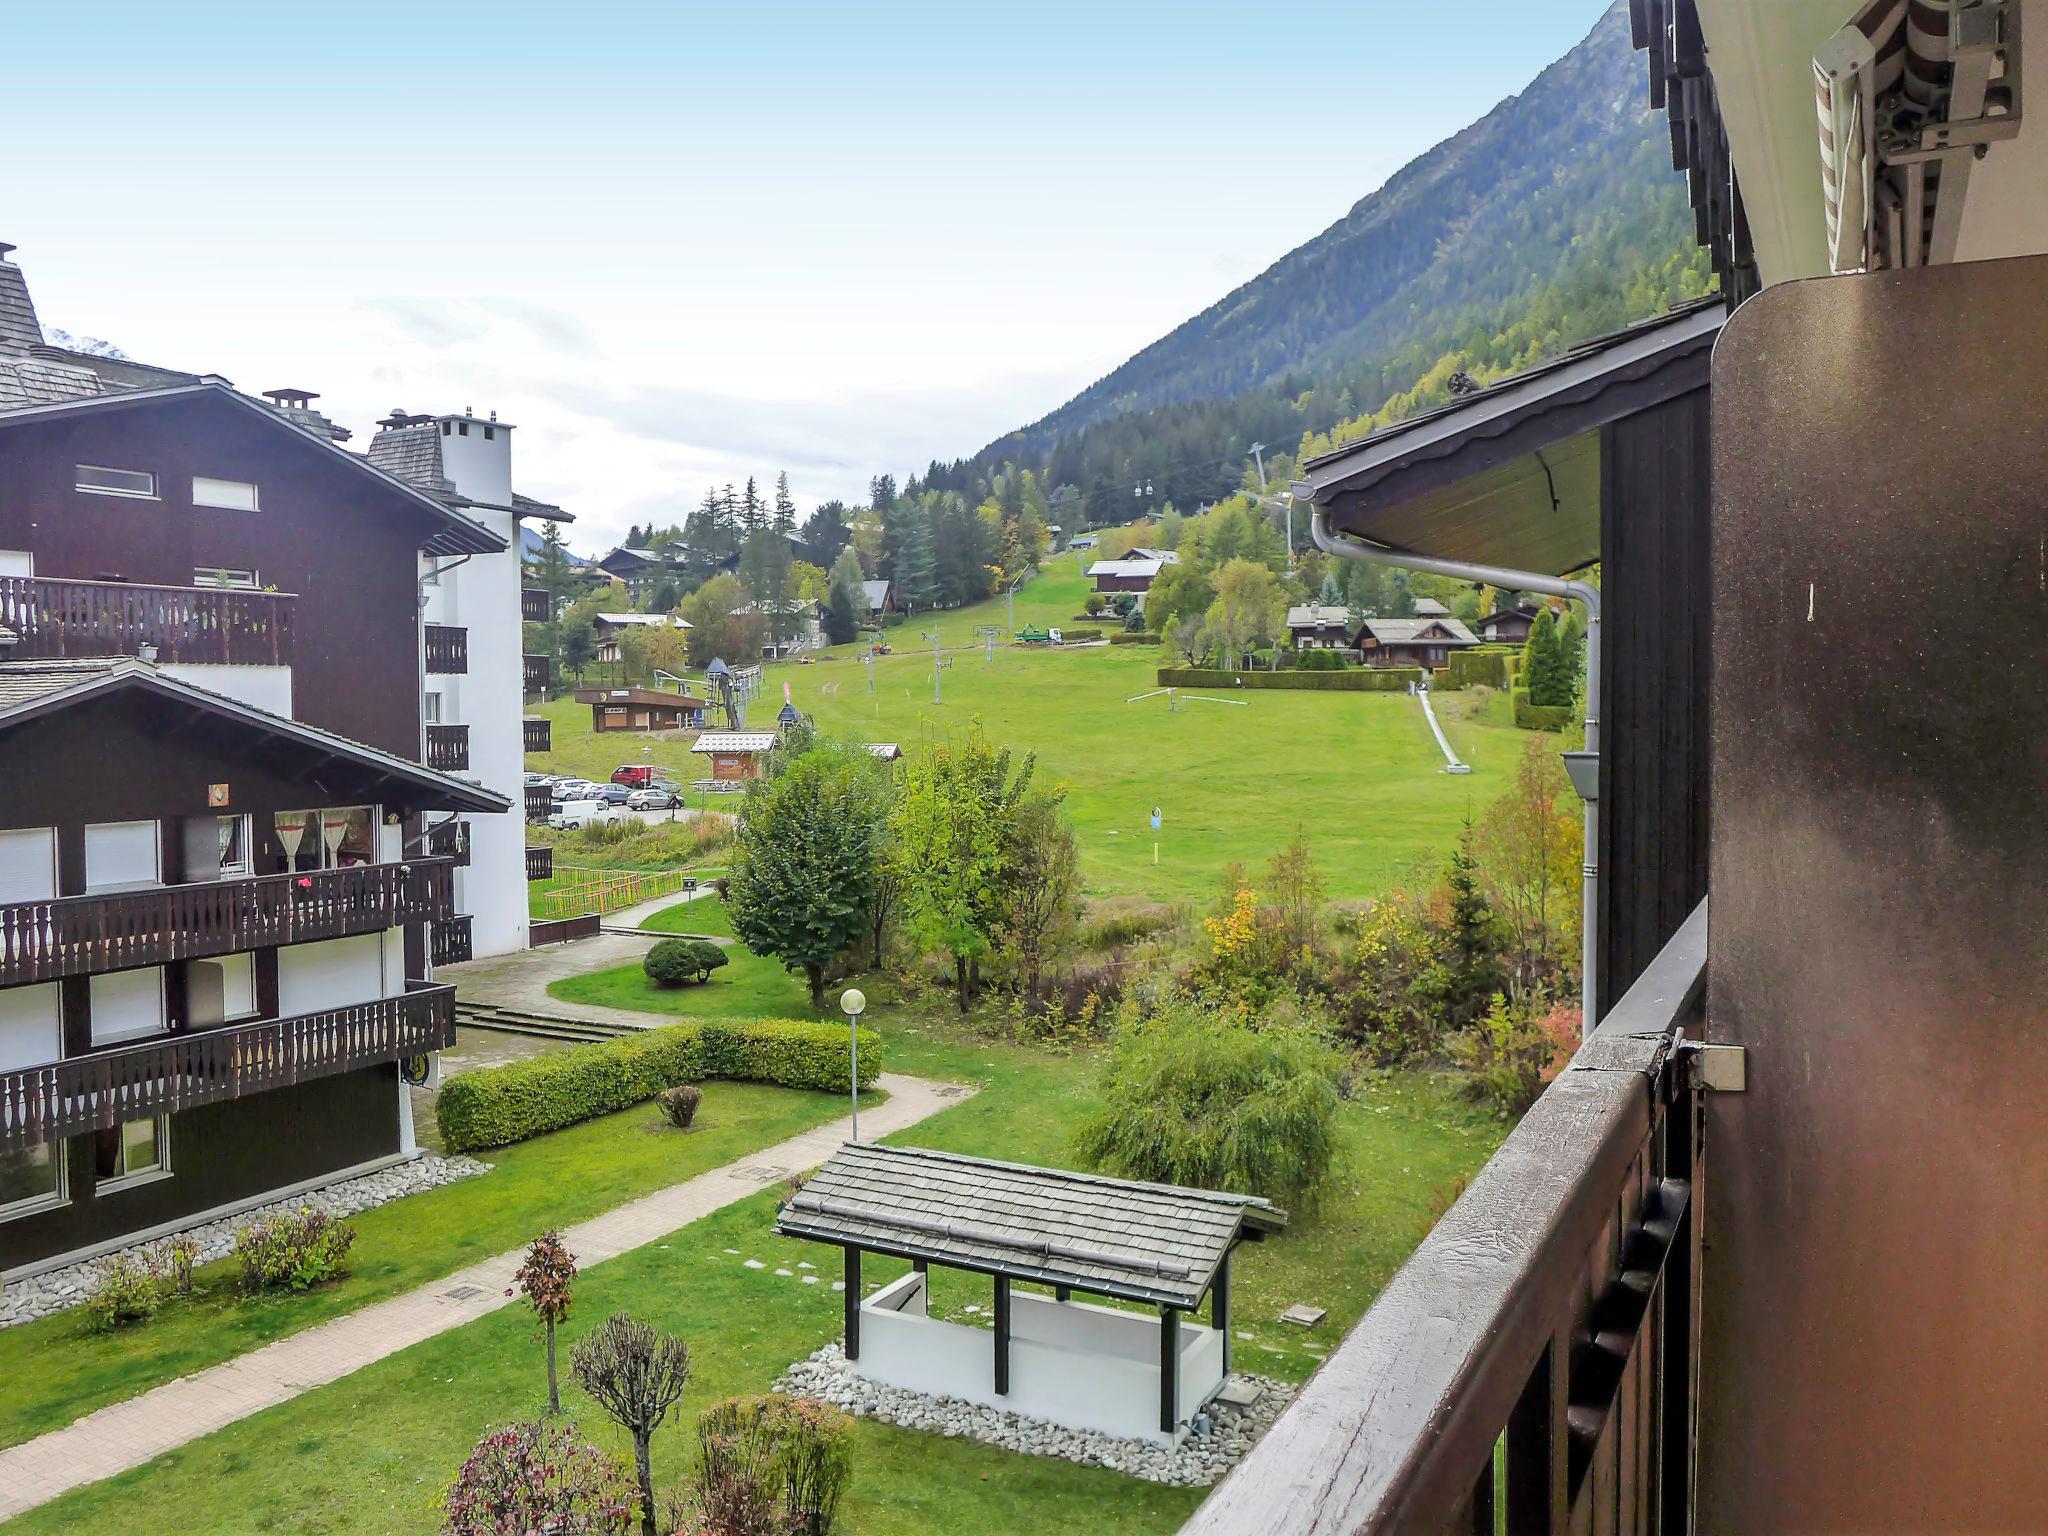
top-left (843, 1247), bottom-right (861, 1361)
top-left (993, 1275), bottom-right (1011, 1395)
top-left (1160, 1307), bottom-right (1180, 1435)
top-left (1212, 1253), bottom-right (1232, 1374)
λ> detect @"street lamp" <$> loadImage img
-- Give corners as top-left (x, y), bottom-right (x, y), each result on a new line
top-left (840, 987), bottom-right (866, 1140)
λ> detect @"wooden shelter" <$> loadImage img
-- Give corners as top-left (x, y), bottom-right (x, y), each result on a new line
top-left (777, 1143), bottom-right (1285, 1443)
top-left (574, 685), bottom-right (707, 733)
top-left (690, 729), bottom-right (778, 784)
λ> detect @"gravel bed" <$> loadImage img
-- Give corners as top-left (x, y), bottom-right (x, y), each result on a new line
top-left (0, 1152), bottom-right (490, 1327)
top-left (777, 1343), bottom-right (1295, 1486)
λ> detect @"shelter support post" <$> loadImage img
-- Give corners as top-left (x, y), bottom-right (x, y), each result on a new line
top-left (1213, 1253), bottom-right (1231, 1374)
top-left (1055, 1284), bottom-right (1071, 1302)
top-left (1160, 1307), bottom-right (1181, 1435)
top-left (994, 1275), bottom-right (1011, 1395)
top-left (844, 1247), bottom-right (861, 1361)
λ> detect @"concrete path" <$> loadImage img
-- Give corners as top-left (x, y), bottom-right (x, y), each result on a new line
top-left (0, 1072), bottom-right (969, 1522)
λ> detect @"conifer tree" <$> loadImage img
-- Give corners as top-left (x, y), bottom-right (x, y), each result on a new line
top-left (772, 471), bottom-right (797, 534)
top-left (1523, 607), bottom-right (1573, 706)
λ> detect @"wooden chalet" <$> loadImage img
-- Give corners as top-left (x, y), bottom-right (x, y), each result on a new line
top-left (1352, 613), bottom-right (1479, 670)
top-left (1476, 603), bottom-right (1539, 643)
top-left (690, 730), bottom-right (778, 785)
top-left (573, 685), bottom-right (707, 733)
top-left (1285, 604), bottom-right (1352, 650)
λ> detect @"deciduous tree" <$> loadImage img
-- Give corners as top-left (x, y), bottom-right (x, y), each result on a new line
top-left (511, 1232), bottom-right (577, 1415)
top-left (571, 1315), bottom-right (692, 1536)
top-left (999, 789), bottom-right (1080, 999)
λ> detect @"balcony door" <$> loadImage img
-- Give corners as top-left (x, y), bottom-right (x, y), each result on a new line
top-left (84, 820), bottom-right (160, 893)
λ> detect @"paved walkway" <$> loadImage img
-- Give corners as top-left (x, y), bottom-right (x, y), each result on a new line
top-left (0, 1072), bottom-right (969, 1522)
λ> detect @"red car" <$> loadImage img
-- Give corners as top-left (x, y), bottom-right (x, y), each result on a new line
top-left (611, 764), bottom-right (657, 788)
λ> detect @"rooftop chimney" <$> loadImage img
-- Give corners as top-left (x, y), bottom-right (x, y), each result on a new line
top-left (0, 240), bottom-right (46, 356)
top-left (264, 386), bottom-right (351, 444)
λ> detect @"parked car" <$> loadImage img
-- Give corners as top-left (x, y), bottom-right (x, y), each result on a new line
top-left (551, 780), bottom-right (601, 802)
top-left (612, 764), bottom-right (665, 788)
top-left (547, 800), bottom-right (624, 831)
top-left (626, 786), bottom-right (682, 811)
top-left (598, 782), bottom-right (631, 805)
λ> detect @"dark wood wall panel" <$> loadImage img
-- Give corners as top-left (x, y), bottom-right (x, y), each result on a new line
top-left (1597, 387), bottom-right (1711, 1018)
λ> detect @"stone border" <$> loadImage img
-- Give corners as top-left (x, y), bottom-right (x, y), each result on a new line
top-left (0, 1152), bottom-right (490, 1328)
top-left (776, 1343), bottom-right (1297, 1487)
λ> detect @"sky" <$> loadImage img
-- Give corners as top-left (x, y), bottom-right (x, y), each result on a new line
top-left (5, 1), bottom-right (1612, 552)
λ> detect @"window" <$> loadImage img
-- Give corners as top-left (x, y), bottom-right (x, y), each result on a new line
top-left (84, 820), bottom-right (160, 892)
top-left (192, 476), bottom-right (259, 512)
top-left (214, 815), bottom-right (251, 878)
top-left (0, 1142), bottom-right (65, 1220)
top-left (276, 807), bottom-right (376, 873)
top-left (457, 421), bottom-right (469, 436)
top-left (76, 465), bottom-right (157, 499)
top-left (190, 952), bottom-right (258, 1026)
top-left (90, 966), bottom-right (166, 1045)
top-left (423, 691), bottom-right (442, 724)
top-left (193, 566), bottom-right (259, 590)
top-left (0, 826), bottom-right (56, 903)
top-left (95, 1117), bottom-right (166, 1188)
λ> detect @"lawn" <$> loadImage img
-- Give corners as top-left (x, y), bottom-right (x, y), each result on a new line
top-left (0, 1081), bottom-right (858, 1452)
top-left (552, 896), bottom-right (822, 1020)
top-left (530, 567), bottom-right (1530, 904)
top-left (9, 1004), bottom-right (1504, 1535)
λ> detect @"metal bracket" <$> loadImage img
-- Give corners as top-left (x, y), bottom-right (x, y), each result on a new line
top-left (1679, 1041), bottom-right (1747, 1093)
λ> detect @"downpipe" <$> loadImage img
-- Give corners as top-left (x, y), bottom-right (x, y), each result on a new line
top-left (1309, 507), bottom-right (1602, 1029)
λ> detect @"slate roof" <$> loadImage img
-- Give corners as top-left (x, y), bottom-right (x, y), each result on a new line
top-left (365, 422), bottom-right (452, 493)
top-left (692, 731), bottom-right (778, 754)
top-left (1087, 558), bottom-right (1164, 580)
top-left (1287, 604), bottom-right (1352, 630)
top-left (0, 256), bottom-right (43, 354)
top-left (861, 579), bottom-right (891, 611)
top-left (0, 355), bottom-right (107, 409)
top-left (0, 659), bottom-right (509, 812)
top-left (1357, 615), bottom-right (1480, 647)
top-left (1412, 598), bottom-right (1450, 617)
top-left (777, 1142), bottom-right (1285, 1309)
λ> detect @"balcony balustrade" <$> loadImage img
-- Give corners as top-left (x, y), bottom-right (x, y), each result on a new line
top-left (523, 716), bottom-right (551, 753)
top-left (430, 914), bottom-right (474, 967)
top-left (524, 783), bottom-right (551, 821)
top-left (0, 575), bottom-right (294, 666)
top-left (424, 819), bottom-right (471, 867)
top-left (423, 623), bottom-right (469, 674)
top-left (0, 981), bottom-right (456, 1154)
top-left (424, 722), bottom-right (470, 772)
top-left (0, 857), bottom-right (456, 988)
top-left (1182, 901), bottom-right (1708, 1536)
top-left (522, 587), bottom-right (551, 623)
top-left (524, 653), bottom-right (552, 695)
top-left (526, 844), bottom-right (554, 881)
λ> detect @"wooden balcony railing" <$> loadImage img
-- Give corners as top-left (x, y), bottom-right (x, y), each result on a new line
top-left (524, 716), bottom-right (551, 753)
top-left (424, 723), bottom-right (470, 772)
top-left (424, 623), bottom-right (469, 674)
top-left (0, 981), bottom-right (456, 1154)
top-left (0, 858), bottom-right (457, 988)
top-left (424, 819), bottom-right (471, 867)
top-left (1182, 900), bottom-right (1709, 1536)
top-left (526, 844), bottom-right (554, 881)
top-left (524, 783), bottom-right (552, 821)
top-left (430, 914), bottom-right (474, 967)
top-left (0, 575), bottom-right (294, 666)
top-left (523, 587), bottom-right (551, 623)
top-left (524, 653), bottom-right (552, 695)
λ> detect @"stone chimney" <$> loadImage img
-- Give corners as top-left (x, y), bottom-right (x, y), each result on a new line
top-left (261, 386), bottom-right (352, 444)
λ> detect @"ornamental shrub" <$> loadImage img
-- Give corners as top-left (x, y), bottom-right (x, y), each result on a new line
top-left (436, 1019), bottom-right (880, 1152)
top-left (84, 1253), bottom-right (164, 1332)
top-left (695, 1394), bottom-right (854, 1536)
top-left (658, 1084), bottom-right (702, 1129)
top-left (645, 939), bottom-right (729, 987)
top-left (1083, 593), bottom-right (1106, 615)
top-left (439, 1420), bottom-right (636, 1536)
top-left (234, 1207), bottom-right (357, 1293)
top-left (1451, 994), bottom-right (1581, 1116)
top-left (1074, 1001), bottom-right (1343, 1208)
top-left (1296, 648), bottom-right (1346, 671)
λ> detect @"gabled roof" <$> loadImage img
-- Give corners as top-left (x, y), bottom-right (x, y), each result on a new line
top-left (861, 579), bottom-right (891, 610)
top-left (0, 659), bottom-right (509, 813)
top-left (777, 1142), bottom-right (1286, 1310)
top-left (1087, 558), bottom-right (1164, 580)
top-left (1412, 598), bottom-right (1450, 617)
top-left (692, 731), bottom-right (778, 754)
top-left (1358, 615), bottom-right (1480, 647)
top-left (1479, 604), bottom-right (1540, 625)
top-left (0, 382), bottom-right (506, 558)
top-left (1287, 604), bottom-right (1352, 629)
top-left (594, 612), bottom-right (688, 628)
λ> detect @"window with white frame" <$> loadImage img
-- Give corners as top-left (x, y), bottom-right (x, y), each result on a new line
top-left (423, 691), bottom-right (443, 724)
top-left (0, 1142), bottom-right (65, 1220)
top-left (95, 1117), bottom-right (167, 1188)
top-left (193, 566), bottom-right (259, 590)
top-left (275, 807), bottom-right (377, 873)
top-left (192, 476), bottom-right (259, 512)
top-left (76, 465), bottom-right (157, 499)
top-left (190, 952), bottom-right (258, 1027)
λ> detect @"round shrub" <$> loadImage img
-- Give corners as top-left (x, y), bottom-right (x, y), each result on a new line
top-left (644, 939), bottom-right (695, 987)
top-left (440, 1420), bottom-right (635, 1535)
top-left (658, 1083), bottom-right (702, 1129)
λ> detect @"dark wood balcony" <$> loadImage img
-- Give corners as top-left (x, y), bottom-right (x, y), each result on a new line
top-left (524, 653), bottom-right (552, 695)
top-left (424, 622), bottom-right (468, 674)
top-left (0, 857), bottom-right (457, 988)
top-left (424, 819), bottom-right (471, 867)
top-left (522, 587), bottom-right (551, 623)
top-left (1183, 901), bottom-right (1708, 1536)
top-left (526, 844), bottom-right (554, 881)
top-left (524, 783), bottom-right (551, 821)
top-left (430, 914), bottom-right (473, 967)
top-left (424, 722), bottom-right (469, 772)
top-left (523, 716), bottom-right (551, 753)
top-left (0, 981), bottom-right (456, 1154)
top-left (0, 575), bottom-right (294, 666)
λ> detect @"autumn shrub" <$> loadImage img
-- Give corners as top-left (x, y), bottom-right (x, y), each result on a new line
top-left (1074, 1000), bottom-right (1343, 1207)
top-left (1078, 897), bottom-right (1179, 952)
top-left (658, 1084), bottom-right (703, 1129)
top-left (694, 1394), bottom-right (854, 1536)
top-left (84, 1254), bottom-right (164, 1332)
top-left (233, 1207), bottom-right (357, 1293)
top-left (156, 1233), bottom-right (199, 1296)
top-left (1451, 993), bottom-right (1580, 1115)
top-left (439, 1420), bottom-right (635, 1536)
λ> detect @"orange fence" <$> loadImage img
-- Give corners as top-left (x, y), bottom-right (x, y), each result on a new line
top-left (528, 865), bottom-right (699, 923)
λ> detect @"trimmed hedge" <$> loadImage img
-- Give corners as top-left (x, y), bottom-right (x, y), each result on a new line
top-left (1109, 632), bottom-right (1160, 645)
top-left (1061, 628), bottom-right (1105, 643)
top-left (1445, 649), bottom-right (1510, 691)
top-left (436, 1018), bottom-right (882, 1152)
top-left (1512, 687), bottom-right (1574, 732)
top-left (1155, 667), bottom-right (1423, 692)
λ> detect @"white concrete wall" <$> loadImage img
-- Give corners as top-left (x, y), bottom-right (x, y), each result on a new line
top-left (419, 417), bottom-right (528, 960)
top-left (277, 933), bottom-right (388, 1015)
top-left (157, 663), bottom-right (292, 717)
top-left (852, 1274), bottom-right (1225, 1447)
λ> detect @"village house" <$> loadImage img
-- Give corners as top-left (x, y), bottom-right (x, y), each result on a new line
top-left (593, 545), bottom-right (679, 602)
top-left (1285, 603), bottom-right (1353, 650)
top-left (1352, 613), bottom-right (1480, 670)
top-left (0, 242), bottom-right (518, 1276)
top-left (1085, 549), bottom-right (1179, 594)
top-left (1477, 603), bottom-right (1540, 643)
top-left (591, 610), bottom-right (689, 664)
top-left (861, 578), bottom-right (894, 618)
top-left (574, 684), bottom-right (708, 733)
